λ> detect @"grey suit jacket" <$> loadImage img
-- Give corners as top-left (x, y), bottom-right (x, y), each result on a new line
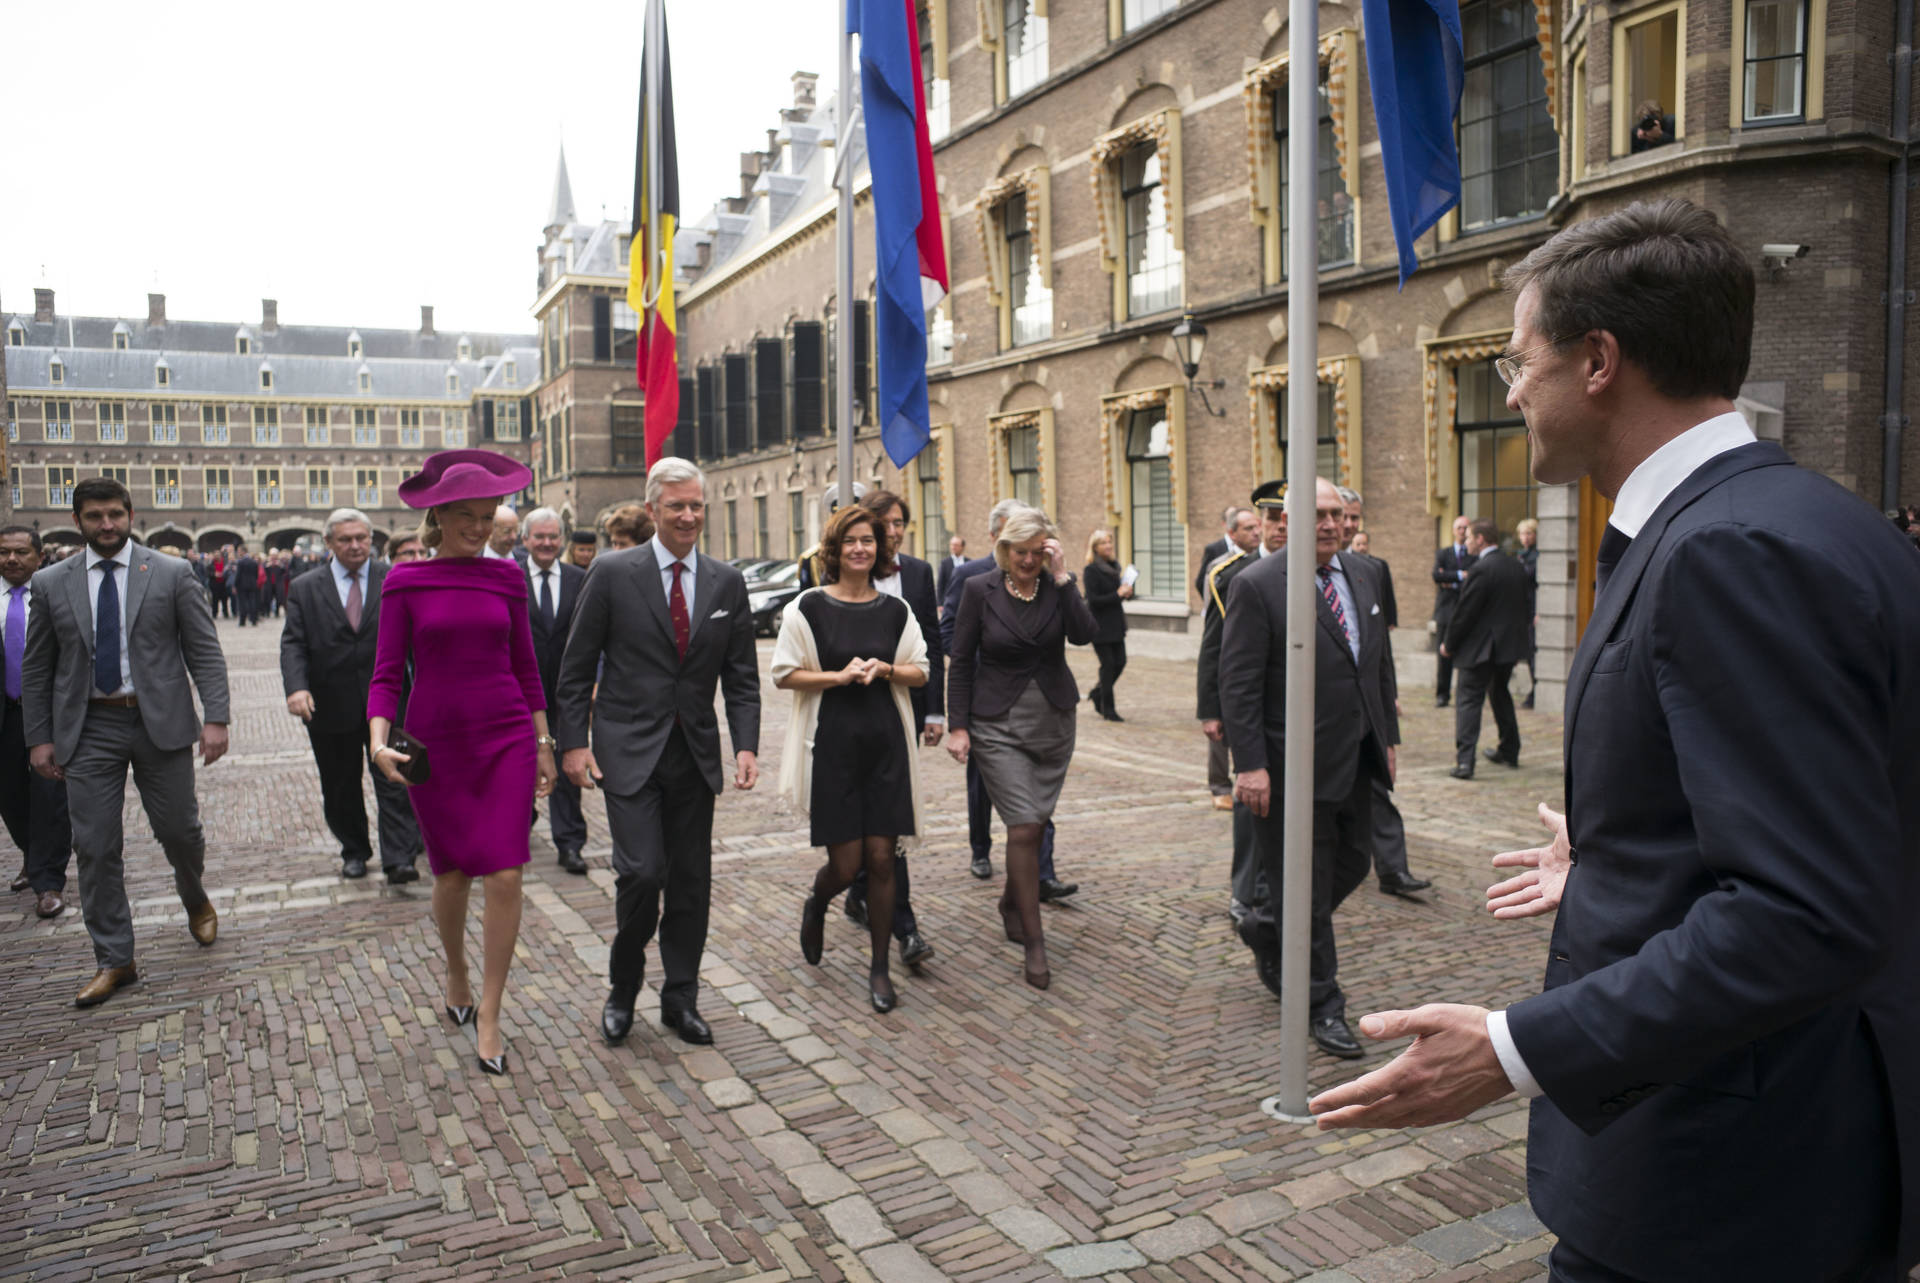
top-left (552, 541), bottom-right (760, 797)
top-left (22, 544), bottom-right (231, 764)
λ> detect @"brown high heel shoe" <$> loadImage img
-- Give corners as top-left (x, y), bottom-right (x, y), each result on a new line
top-left (1022, 943), bottom-right (1051, 990)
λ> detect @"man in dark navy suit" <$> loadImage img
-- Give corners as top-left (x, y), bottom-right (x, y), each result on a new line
top-left (1310, 200), bottom-right (1920, 1282)
top-left (1440, 519), bottom-right (1532, 778)
top-left (522, 508), bottom-right (588, 874)
top-left (1428, 516), bottom-right (1469, 705)
top-left (935, 535), bottom-right (966, 608)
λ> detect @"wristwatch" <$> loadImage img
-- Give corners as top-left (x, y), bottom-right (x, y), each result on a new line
top-left (536, 735), bottom-right (558, 749)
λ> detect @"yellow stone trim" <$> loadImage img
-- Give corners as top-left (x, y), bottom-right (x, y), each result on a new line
top-left (1419, 330), bottom-right (1511, 515)
top-left (1247, 356), bottom-right (1357, 492)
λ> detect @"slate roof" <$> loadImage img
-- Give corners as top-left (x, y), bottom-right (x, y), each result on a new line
top-left (2, 313), bottom-right (531, 362)
top-left (5, 344), bottom-right (541, 401)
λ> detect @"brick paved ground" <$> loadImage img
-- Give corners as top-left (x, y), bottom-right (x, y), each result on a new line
top-left (0, 611), bottom-right (1580, 1281)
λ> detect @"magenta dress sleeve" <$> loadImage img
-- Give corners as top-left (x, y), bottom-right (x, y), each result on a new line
top-left (506, 594), bottom-right (547, 713)
top-left (367, 588), bottom-right (411, 723)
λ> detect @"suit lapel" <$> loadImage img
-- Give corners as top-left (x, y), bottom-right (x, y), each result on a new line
top-left (317, 562), bottom-right (351, 630)
top-left (65, 554), bottom-right (94, 650)
top-left (363, 562), bottom-right (386, 629)
top-left (682, 553), bottom-right (721, 649)
top-left (124, 547), bottom-right (153, 631)
top-left (1344, 556), bottom-right (1377, 659)
top-left (633, 540), bottom-right (677, 653)
top-left (1564, 442), bottom-right (1791, 752)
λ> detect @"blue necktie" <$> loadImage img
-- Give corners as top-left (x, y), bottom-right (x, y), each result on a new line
top-left (4, 586), bottom-right (24, 700)
top-left (95, 562), bottom-right (121, 695)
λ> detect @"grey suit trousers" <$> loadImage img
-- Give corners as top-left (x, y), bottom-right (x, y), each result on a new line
top-left (1369, 780), bottom-right (1411, 881)
top-left (67, 705), bottom-right (207, 968)
top-left (1207, 738), bottom-right (1232, 796)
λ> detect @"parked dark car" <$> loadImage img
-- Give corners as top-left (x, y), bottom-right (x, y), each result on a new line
top-left (729, 556), bottom-right (779, 580)
top-left (747, 561), bottom-right (803, 636)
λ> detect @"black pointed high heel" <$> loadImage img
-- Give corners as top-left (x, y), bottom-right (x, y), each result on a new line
top-left (869, 971), bottom-right (897, 1014)
top-left (476, 1030), bottom-right (508, 1075)
top-left (800, 893), bottom-right (826, 965)
top-left (445, 1003), bottom-right (476, 1027)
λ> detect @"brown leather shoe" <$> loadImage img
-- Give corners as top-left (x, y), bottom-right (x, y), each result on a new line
top-left (10, 868), bottom-right (28, 892)
top-left (187, 900), bottom-right (218, 946)
top-left (75, 965), bottom-right (138, 1007)
top-left (35, 890), bottom-right (64, 918)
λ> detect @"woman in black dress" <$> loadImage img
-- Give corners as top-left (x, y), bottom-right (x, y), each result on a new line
top-left (1082, 529), bottom-right (1132, 721)
top-left (773, 505), bottom-right (928, 1012)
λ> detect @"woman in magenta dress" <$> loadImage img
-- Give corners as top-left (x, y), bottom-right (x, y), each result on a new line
top-left (369, 450), bottom-right (556, 1076)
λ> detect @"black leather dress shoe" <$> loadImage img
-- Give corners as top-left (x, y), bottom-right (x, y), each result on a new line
top-left (1312, 1015), bottom-right (1365, 1059)
top-left (557, 848), bottom-right (588, 875)
top-left (601, 987), bottom-right (637, 1045)
top-left (342, 857), bottom-right (369, 879)
top-left (969, 855), bottom-right (993, 880)
top-left (1253, 946), bottom-right (1283, 999)
top-left (1038, 877), bottom-right (1079, 902)
top-left (385, 865), bottom-right (420, 885)
top-left (660, 1007), bottom-right (713, 1045)
top-left (1435, 696), bottom-right (1450, 708)
top-left (844, 897), bottom-right (869, 928)
top-left (899, 932), bottom-right (934, 967)
top-left (1483, 748), bottom-right (1520, 769)
top-left (1449, 765), bottom-right (1475, 780)
top-left (1379, 871), bottom-right (1434, 897)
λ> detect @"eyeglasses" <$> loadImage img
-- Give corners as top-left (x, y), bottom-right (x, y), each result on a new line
top-left (1494, 334), bottom-right (1578, 386)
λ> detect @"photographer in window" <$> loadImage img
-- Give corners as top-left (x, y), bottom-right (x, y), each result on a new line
top-left (1631, 99), bottom-right (1676, 152)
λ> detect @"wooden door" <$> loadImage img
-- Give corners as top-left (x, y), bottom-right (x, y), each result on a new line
top-left (1574, 476), bottom-right (1615, 639)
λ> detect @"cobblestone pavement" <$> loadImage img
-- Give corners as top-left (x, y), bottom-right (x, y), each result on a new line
top-left (1, 611), bottom-right (1579, 1281)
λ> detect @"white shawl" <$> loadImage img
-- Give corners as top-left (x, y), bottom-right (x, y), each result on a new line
top-left (771, 588), bottom-right (930, 847)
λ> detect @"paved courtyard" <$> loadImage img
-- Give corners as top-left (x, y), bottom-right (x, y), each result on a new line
top-left (0, 609), bottom-right (1576, 1281)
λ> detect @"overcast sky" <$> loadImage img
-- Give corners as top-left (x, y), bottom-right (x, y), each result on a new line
top-left (2, 0), bottom-right (842, 340)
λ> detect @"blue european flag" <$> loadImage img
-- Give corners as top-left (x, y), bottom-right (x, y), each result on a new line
top-left (1360, 0), bottom-right (1465, 286)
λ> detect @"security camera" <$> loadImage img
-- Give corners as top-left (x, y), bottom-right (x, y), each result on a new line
top-left (1761, 243), bottom-right (1810, 260)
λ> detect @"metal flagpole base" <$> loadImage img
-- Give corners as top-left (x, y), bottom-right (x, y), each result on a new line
top-left (1259, 1096), bottom-right (1320, 1127)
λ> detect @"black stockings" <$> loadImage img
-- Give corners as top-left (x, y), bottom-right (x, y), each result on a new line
top-left (814, 836), bottom-right (897, 987)
top-left (1000, 821), bottom-right (1048, 981)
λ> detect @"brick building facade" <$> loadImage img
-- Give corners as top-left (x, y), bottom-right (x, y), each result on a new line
top-left (534, 0), bottom-right (1918, 711)
top-left (2, 288), bottom-right (535, 553)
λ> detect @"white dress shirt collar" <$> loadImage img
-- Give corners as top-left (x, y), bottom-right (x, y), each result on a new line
top-left (651, 538), bottom-right (695, 576)
top-left (1608, 410), bottom-right (1757, 538)
top-left (85, 542), bottom-right (133, 573)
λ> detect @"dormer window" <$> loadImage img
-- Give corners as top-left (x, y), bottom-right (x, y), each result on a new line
top-left (357, 365), bottom-right (371, 393)
top-left (155, 358), bottom-right (171, 388)
top-left (457, 337), bottom-right (472, 361)
top-left (236, 334), bottom-right (252, 356)
top-left (259, 363), bottom-right (274, 391)
top-left (446, 369), bottom-right (460, 396)
top-left (48, 355), bottom-right (63, 385)
top-left (348, 331), bottom-right (363, 359)
top-left (5, 320), bottom-right (22, 347)
top-left (501, 357), bottom-right (517, 387)
top-left (113, 324), bottom-right (130, 351)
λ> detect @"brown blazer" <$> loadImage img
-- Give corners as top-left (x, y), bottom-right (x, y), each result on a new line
top-left (947, 571), bottom-right (1098, 729)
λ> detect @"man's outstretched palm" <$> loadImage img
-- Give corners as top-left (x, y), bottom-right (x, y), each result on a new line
top-left (1486, 802), bottom-right (1571, 919)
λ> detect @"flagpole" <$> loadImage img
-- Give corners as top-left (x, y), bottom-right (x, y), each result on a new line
top-left (835, 18), bottom-right (857, 511)
top-left (646, 0), bottom-right (665, 427)
top-left (1273, 0), bottom-right (1320, 1122)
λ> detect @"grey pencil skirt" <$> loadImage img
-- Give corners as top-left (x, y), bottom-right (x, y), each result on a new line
top-left (969, 682), bottom-right (1076, 827)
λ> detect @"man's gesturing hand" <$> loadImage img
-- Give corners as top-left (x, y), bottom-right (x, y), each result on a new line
top-left (564, 747), bottom-right (604, 790)
top-left (734, 750), bottom-right (759, 790)
top-left (1234, 768), bottom-right (1271, 817)
top-left (1486, 802), bottom-right (1572, 920)
top-left (1308, 1004), bottom-right (1512, 1129)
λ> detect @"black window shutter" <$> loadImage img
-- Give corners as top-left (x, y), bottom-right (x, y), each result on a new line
top-left (723, 353), bottom-right (751, 455)
top-left (852, 301), bottom-right (871, 425)
top-left (789, 321), bottom-right (824, 438)
top-left (754, 337), bottom-right (786, 448)
top-left (675, 374), bottom-right (697, 459)
top-left (696, 365), bottom-right (720, 458)
top-left (592, 296), bottom-right (612, 363)
top-left (481, 398), bottom-right (495, 441)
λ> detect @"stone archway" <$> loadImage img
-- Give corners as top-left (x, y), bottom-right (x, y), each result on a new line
top-left (197, 527), bottom-right (246, 554)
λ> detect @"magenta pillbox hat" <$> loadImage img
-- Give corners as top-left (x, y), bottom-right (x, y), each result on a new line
top-left (396, 449), bottom-right (534, 510)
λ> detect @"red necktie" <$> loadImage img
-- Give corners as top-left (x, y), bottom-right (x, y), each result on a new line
top-left (345, 569), bottom-right (363, 631)
top-left (669, 561), bottom-right (690, 659)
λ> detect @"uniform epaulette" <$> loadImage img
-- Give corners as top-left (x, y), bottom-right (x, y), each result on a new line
top-left (1208, 549), bottom-right (1248, 618)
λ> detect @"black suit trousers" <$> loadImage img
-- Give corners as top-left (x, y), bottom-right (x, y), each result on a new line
top-left (235, 584), bottom-right (260, 624)
top-left (0, 699), bottom-right (71, 892)
top-left (1454, 661), bottom-right (1519, 767)
top-left (545, 771), bottom-right (587, 852)
top-left (1247, 768), bottom-right (1373, 1020)
top-left (306, 724), bottom-right (420, 869)
top-left (605, 726), bottom-right (714, 1010)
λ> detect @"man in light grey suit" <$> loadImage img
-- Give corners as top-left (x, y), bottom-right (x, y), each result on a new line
top-left (23, 478), bottom-right (231, 1007)
top-left (555, 457), bottom-right (760, 1049)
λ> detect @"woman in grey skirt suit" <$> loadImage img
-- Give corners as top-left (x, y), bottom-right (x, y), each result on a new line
top-left (946, 507), bottom-right (1097, 989)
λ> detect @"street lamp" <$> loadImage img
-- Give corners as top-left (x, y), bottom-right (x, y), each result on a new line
top-left (1170, 313), bottom-right (1227, 418)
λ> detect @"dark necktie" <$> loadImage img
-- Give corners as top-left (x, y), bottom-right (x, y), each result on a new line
top-left (95, 562), bottom-right (122, 695)
top-left (669, 561), bottom-right (690, 659)
top-left (5, 586), bottom-right (24, 700)
top-left (1595, 524), bottom-right (1633, 600)
top-left (1316, 564), bottom-right (1352, 650)
top-left (540, 569), bottom-right (555, 629)
top-left (345, 568), bottom-right (363, 631)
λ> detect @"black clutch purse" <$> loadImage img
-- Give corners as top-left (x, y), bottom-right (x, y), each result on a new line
top-left (385, 726), bottom-right (432, 785)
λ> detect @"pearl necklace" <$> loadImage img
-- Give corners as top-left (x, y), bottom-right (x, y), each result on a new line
top-left (1004, 574), bottom-right (1039, 602)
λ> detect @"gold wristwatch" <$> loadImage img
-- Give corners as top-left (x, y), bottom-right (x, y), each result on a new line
top-left (536, 735), bottom-right (558, 749)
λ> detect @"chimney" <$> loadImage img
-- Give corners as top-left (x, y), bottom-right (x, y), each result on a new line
top-left (33, 288), bottom-right (54, 323)
top-left (148, 293), bottom-right (167, 326)
top-left (261, 298), bottom-right (278, 331)
top-left (792, 71), bottom-right (819, 110)
top-left (419, 305), bottom-right (435, 337)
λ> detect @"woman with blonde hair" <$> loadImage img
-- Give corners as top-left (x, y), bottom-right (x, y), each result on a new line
top-left (946, 507), bottom-right (1097, 988)
top-left (369, 450), bottom-right (557, 1075)
top-left (1081, 528), bottom-right (1132, 721)
top-left (773, 504), bottom-right (928, 1012)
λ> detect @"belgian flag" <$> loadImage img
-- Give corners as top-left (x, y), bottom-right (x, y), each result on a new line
top-left (629, 0), bottom-right (680, 469)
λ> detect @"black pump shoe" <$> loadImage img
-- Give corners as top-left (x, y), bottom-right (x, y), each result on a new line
top-left (477, 1043), bottom-right (509, 1075)
top-left (801, 894), bottom-right (826, 965)
top-left (445, 1003), bottom-right (476, 1027)
top-left (869, 972), bottom-right (897, 1013)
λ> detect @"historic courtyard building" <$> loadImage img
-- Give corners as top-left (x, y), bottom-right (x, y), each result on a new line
top-left (2, 288), bottom-right (535, 552)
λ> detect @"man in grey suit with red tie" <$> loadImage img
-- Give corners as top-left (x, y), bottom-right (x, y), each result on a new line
top-left (556, 458), bottom-right (761, 1049)
top-left (1310, 200), bottom-right (1920, 1282)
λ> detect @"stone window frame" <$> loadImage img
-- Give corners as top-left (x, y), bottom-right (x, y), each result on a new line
top-left (986, 406), bottom-right (1056, 517)
top-left (979, 0), bottom-right (1049, 105)
top-left (1420, 328), bottom-right (1511, 515)
top-left (920, 0), bottom-right (951, 139)
top-left (1244, 28), bottom-right (1359, 288)
top-left (1609, 0), bottom-right (1686, 158)
top-left (1098, 384), bottom-right (1189, 598)
top-left (306, 466), bottom-right (335, 510)
top-left (907, 423), bottom-right (958, 555)
top-left (1436, 2), bottom-right (1558, 242)
top-left (204, 467), bottom-right (234, 508)
top-left (152, 467), bottom-right (184, 509)
top-left (978, 167), bottom-right (1052, 349)
top-left (1730, 0), bottom-right (1827, 129)
top-left (1091, 109), bottom-right (1184, 322)
top-left (254, 466), bottom-right (284, 509)
top-left (1110, 0), bottom-right (1179, 40)
top-left (356, 469), bottom-right (382, 508)
top-left (1247, 355), bottom-right (1360, 494)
